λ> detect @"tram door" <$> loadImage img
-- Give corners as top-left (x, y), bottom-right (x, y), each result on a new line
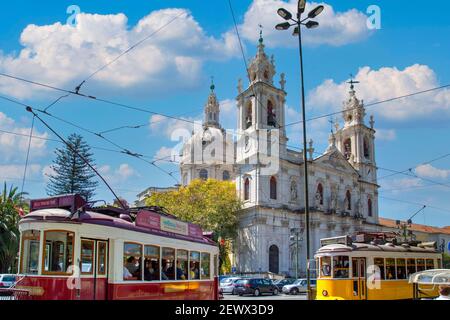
top-left (79, 239), bottom-right (108, 300)
top-left (352, 258), bottom-right (367, 300)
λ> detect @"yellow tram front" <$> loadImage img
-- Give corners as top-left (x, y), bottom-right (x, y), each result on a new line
top-left (314, 235), bottom-right (442, 300)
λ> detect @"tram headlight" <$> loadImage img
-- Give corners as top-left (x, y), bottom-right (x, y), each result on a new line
top-left (322, 290), bottom-right (328, 297)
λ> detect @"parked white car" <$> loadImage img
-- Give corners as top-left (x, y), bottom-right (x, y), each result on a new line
top-left (282, 278), bottom-right (316, 295)
top-left (219, 277), bottom-right (241, 294)
top-left (0, 274), bottom-right (16, 289)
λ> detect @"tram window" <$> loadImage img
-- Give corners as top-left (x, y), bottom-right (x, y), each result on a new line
top-left (425, 259), bottom-right (434, 270)
top-left (396, 259), bottom-right (406, 279)
top-left (97, 241), bottom-right (107, 276)
top-left (123, 242), bottom-right (142, 281)
top-left (416, 259), bottom-right (425, 272)
top-left (176, 249), bottom-right (188, 280)
top-left (201, 253), bottom-right (211, 279)
top-left (20, 230), bottom-right (40, 275)
top-left (80, 240), bottom-right (94, 274)
top-left (406, 259), bottom-right (416, 276)
top-left (320, 256), bottom-right (331, 277)
top-left (189, 251), bottom-right (200, 280)
top-left (162, 247), bottom-right (175, 281)
top-left (43, 231), bottom-right (74, 274)
top-left (144, 245), bottom-right (160, 281)
top-left (333, 256), bottom-right (349, 278)
top-left (374, 258), bottom-right (385, 280)
top-left (385, 258), bottom-right (395, 280)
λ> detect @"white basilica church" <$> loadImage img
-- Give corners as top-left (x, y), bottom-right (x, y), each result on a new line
top-left (179, 35), bottom-right (385, 276)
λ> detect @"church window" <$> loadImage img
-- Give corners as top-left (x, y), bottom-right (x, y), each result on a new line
top-left (223, 171), bottom-right (230, 181)
top-left (264, 70), bottom-right (269, 81)
top-left (344, 138), bottom-right (352, 160)
top-left (316, 183), bottom-right (324, 205)
top-left (244, 178), bottom-right (250, 201)
top-left (270, 176), bottom-right (277, 200)
top-left (368, 198), bottom-right (373, 217)
top-left (199, 169), bottom-right (208, 180)
top-left (363, 137), bottom-right (370, 159)
top-left (267, 100), bottom-right (276, 127)
top-left (246, 102), bottom-right (253, 129)
top-left (269, 245), bottom-right (279, 274)
top-left (345, 190), bottom-right (352, 211)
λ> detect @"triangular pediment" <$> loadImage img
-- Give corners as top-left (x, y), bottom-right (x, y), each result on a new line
top-left (314, 150), bottom-right (359, 175)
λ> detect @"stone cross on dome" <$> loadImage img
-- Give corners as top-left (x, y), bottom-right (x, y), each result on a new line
top-left (347, 74), bottom-right (360, 92)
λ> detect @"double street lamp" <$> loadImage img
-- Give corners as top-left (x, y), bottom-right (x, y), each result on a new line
top-left (275, 0), bottom-right (324, 301)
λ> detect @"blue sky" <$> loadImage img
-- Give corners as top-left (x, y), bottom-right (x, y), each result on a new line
top-left (0, 0), bottom-right (449, 227)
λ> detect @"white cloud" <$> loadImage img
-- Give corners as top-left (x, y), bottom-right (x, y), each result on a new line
top-left (308, 64), bottom-right (450, 121)
top-left (239, 0), bottom-right (372, 48)
top-left (0, 8), bottom-right (240, 99)
top-left (149, 114), bottom-right (202, 140)
top-left (415, 164), bottom-right (450, 180)
top-left (380, 177), bottom-right (423, 193)
top-left (375, 129), bottom-right (396, 141)
top-left (98, 163), bottom-right (138, 185)
top-left (0, 112), bottom-right (48, 161)
top-left (0, 164), bottom-right (41, 180)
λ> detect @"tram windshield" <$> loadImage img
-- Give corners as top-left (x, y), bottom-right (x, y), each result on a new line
top-left (20, 230), bottom-right (40, 275)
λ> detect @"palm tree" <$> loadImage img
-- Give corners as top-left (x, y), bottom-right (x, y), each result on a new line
top-left (0, 183), bottom-right (28, 273)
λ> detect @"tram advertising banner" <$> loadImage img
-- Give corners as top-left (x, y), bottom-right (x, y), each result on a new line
top-left (136, 210), bottom-right (204, 239)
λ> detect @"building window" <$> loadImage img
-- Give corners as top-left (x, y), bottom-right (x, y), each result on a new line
top-left (246, 102), bottom-right (253, 128)
top-left (368, 198), bottom-right (373, 217)
top-left (223, 170), bottom-right (230, 181)
top-left (345, 190), bottom-right (352, 211)
top-left (267, 100), bottom-right (276, 127)
top-left (269, 245), bottom-right (279, 274)
top-left (199, 169), bottom-right (208, 180)
top-left (244, 178), bottom-right (250, 201)
top-left (316, 183), bottom-right (324, 205)
top-left (344, 138), bottom-right (352, 160)
top-left (364, 137), bottom-right (370, 159)
top-left (270, 176), bottom-right (277, 200)
top-left (290, 180), bottom-right (298, 201)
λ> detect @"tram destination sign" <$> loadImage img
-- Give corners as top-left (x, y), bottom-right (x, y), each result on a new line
top-left (136, 210), bottom-right (204, 239)
top-left (320, 235), bottom-right (352, 247)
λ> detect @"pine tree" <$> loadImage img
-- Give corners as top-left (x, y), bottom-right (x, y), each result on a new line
top-left (46, 133), bottom-right (99, 201)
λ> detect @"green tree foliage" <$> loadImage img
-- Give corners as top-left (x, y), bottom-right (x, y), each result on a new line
top-left (146, 179), bottom-right (242, 273)
top-left (443, 253), bottom-right (450, 268)
top-left (0, 183), bottom-right (28, 273)
top-left (46, 133), bottom-right (98, 201)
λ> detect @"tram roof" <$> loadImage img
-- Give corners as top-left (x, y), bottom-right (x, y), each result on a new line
top-left (316, 242), bottom-right (439, 254)
top-left (20, 208), bottom-right (217, 247)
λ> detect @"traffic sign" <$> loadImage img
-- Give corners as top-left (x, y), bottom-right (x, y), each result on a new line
top-left (231, 266), bottom-right (236, 273)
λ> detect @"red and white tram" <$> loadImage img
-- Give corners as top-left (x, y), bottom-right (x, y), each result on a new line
top-left (16, 194), bottom-right (220, 300)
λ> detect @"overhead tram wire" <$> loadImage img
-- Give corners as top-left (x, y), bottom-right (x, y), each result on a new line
top-left (227, 0), bottom-right (284, 131)
top-left (379, 195), bottom-right (450, 215)
top-left (74, 10), bottom-right (187, 94)
top-left (0, 72), bottom-right (198, 127)
top-left (282, 84), bottom-right (450, 129)
top-left (25, 106), bottom-right (127, 210)
top-left (0, 95), bottom-right (180, 183)
top-left (1, 73), bottom-right (449, 147)
top-left (20, 115), bottom-right (35, 198)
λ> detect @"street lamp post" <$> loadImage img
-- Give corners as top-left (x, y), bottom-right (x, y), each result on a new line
top-left (275, 0), bottom-right (324, 301)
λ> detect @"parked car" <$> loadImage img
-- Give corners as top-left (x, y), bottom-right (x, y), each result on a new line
top-left (235, 278), bottom-right (279, 296)
top-left (273, 278), bottom-right (296, 290)
top-left (220, 277), bottom-right (242, 294)
top-left (219, 275), bottom-right (232, 282)
top-left (0, 274), bottom-right (16, 289)
top-left (282, 278), bottom-right (317, 295)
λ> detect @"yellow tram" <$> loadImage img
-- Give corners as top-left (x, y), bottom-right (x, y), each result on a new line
top-left (314, 233), bottom-right (443, 300)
